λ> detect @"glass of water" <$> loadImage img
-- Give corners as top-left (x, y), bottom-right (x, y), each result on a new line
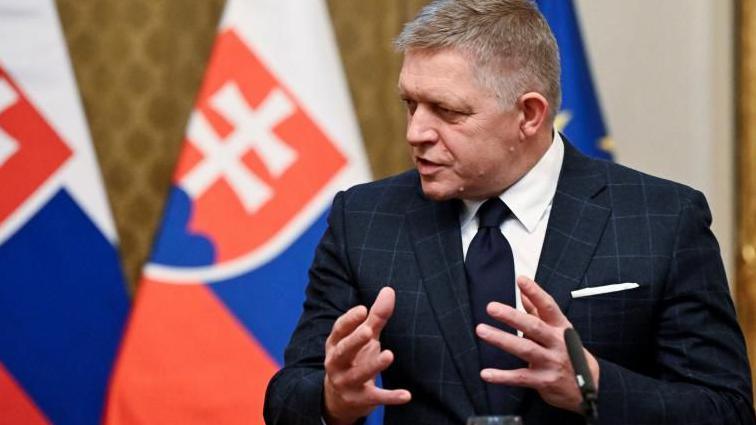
top-left (466, 416), bottom-right (523, 425)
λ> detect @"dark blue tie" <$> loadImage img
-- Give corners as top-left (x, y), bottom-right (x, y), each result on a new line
top-left (465, 198), bottom-right (522, 414)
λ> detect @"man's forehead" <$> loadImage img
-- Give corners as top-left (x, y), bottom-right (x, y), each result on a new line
top-left (397, 50), bottom-right (483, 106)
top-left (397, 80), bottom-right (469, 107)
top-left (399, 50), bottom-right (467, 83)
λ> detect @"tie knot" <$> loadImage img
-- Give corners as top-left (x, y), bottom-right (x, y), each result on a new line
top-left (477, 198), bottom-right (510, 228)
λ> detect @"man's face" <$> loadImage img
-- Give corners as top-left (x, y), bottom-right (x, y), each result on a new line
top-left (398, 48), bottom-right (525, 201)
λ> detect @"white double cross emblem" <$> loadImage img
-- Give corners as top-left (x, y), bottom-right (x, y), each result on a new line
top-left (180, 82), bottom-right (298, 213)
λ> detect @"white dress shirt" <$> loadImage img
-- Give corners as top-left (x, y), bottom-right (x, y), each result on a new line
top-left (460, 132), bottom-right (565, 315)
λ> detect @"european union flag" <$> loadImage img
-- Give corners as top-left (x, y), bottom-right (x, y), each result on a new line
top-left (536, 0), bottom-right (613, 160)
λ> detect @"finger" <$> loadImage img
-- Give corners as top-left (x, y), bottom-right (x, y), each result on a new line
top-left (516, 276), bottom-right (569, 327)
top-left (330, 324), bottom-right (376, 368)
top-left (476, 323), bottom-right (553, 363)
top-left (363, 387), bottom-right (412, 406)
top-left (364, 287), bottom-right (396, 335)
top-left (521, 291), bottom-right (538, 316)
top-left (343, 349), bottom-right (395, 385)
top-left (327, 305), bottom-right (368, 349)
top-left (480, 367), bottom-right (536, 388)
top-left (486, 302), bottom-right (559, 346)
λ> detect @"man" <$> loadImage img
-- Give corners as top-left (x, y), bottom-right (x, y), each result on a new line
top-left (264, 0), bottom-right (754, 424)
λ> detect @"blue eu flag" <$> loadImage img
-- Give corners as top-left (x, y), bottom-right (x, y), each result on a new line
top-left (536, 0), bottom-right (613, 160)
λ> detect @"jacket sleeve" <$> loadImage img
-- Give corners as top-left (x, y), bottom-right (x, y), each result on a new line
top-left (264, 192), bottom-right (363, 425)
top-left (596, 190), bottom-right (754, 424)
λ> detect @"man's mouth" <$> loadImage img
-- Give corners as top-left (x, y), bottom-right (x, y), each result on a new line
top-left (415, 157), bottom-right (444, 175)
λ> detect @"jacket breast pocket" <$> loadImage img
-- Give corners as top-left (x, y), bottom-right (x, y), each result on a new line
top-left (567, 283), bottom-right (656, 363)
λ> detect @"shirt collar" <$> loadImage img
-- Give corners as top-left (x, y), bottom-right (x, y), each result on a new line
top-left (460, 131), bottom-right (565, 233)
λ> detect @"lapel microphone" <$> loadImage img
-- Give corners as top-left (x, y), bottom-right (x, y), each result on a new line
top-left (564, 328), bottom-right (599, 425)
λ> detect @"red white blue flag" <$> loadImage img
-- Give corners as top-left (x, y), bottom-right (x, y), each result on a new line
top-left (105, 0), bottom-right (370, 423)
top-left (0, 1), bottom-right (129, 423)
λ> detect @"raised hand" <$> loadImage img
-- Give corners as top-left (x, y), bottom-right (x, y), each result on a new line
top-left (475, 276), bottom-right (600, 412)
top-left (323, 287), bottom-right (412, 425)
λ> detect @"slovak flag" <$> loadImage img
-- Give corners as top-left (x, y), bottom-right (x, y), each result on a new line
top-left (105, 0), bottom-right (370, 423)
top-left (0, 1), bottom-right (129, 424)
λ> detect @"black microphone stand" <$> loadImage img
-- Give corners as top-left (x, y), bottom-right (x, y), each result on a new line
top-left (564, 328), bottom-right (599, 425)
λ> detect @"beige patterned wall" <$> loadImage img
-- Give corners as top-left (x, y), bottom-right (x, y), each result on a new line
top-left (737, 0), bottom-right (756, 390)
top-left (57, 0), bottom-right (225, 291)
top-left (56, 0), bottom-right (426, 291)
top-left (328, 1), bottom-right (427, 177)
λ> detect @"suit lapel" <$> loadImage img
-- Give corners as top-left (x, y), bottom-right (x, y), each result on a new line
top-left (535, 142), bottom-right (611, 313)
top-left (406, 193), bottom-right (490, 415)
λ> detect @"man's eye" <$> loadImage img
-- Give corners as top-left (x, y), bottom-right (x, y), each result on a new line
top-left (403, 99), bottom-right (417, 114)
top-left (436, 105), bottom-right (464, 120)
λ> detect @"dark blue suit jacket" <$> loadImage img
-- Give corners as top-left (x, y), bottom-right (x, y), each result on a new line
top-left (265, 143), bottom-right (754, 424)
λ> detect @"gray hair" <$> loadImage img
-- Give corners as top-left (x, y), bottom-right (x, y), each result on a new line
top-left (395, 0), bottom-right (561, 118)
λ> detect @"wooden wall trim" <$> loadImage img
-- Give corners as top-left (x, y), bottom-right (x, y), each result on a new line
top-left (737, 0), bottom-right (756, 391)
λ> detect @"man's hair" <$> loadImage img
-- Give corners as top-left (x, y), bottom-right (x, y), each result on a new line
top-left (395, 0), bottom-right (561, 118)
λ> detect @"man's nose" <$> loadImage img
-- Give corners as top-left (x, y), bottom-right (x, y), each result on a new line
top-left (406, 105), bottom-right (438, 146)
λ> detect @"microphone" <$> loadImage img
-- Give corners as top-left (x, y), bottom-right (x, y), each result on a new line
top-left (564, 328), bottom-right (598, 425)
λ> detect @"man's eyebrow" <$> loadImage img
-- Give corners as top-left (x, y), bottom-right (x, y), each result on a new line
top-left (397, 86), bottom-right (445, 103)
top-left (396, 82), bottom-right (473, 110)
top-left (411, 94), bottom-right (472, 112)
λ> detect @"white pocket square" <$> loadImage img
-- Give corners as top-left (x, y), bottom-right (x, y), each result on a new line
top-left (571, 283), bottom-right (640, 298)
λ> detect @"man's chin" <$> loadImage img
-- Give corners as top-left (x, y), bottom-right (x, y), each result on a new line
top-left (419, 181), bottom-right (457, 201)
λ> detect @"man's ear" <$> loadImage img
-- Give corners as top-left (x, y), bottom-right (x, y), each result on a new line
top-left (517, 92), bottom-right (550, 138)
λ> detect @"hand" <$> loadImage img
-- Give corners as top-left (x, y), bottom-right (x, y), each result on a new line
top-left (475, 276), bottom-right (600, 413)
top-left (323, 287), bottom-right (412, 425)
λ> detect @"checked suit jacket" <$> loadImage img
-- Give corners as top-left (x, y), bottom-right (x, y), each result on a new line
top-left (264, 143), bottom-right (754, 425)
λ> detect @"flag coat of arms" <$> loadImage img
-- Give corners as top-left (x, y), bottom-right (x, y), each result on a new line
top-left (0, 1), bottom-right (129, 424)
top-left (106, 0), bottom-right (370, 423)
